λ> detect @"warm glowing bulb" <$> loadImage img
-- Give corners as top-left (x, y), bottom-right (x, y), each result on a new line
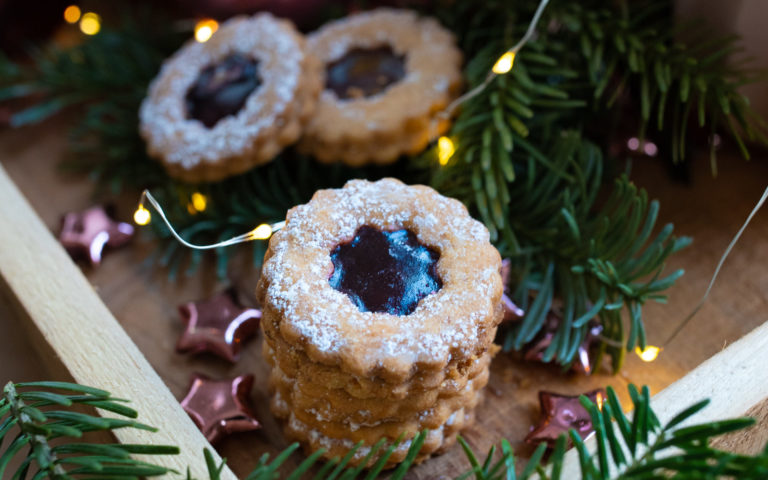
top-left (492, 51), bottom-right (516, 74)
top-left (636, 345), bottom-right (660, 362)
top-left (437, 136), bottom-right (455, 166)
top-left (133, 205), bottom-right (151, 226)
top-left (251, 223), bottom-right (273, 240)
top-left (191, 192), bottom-right (207, 212)
top-left (195, 19), bottom-right (219, 43)
top-left (79, 12), bottom-right (101, 35)
top-left (596, 392), bottom-right (604, 410)
top-left (64, 5), bottom-right (81, 24)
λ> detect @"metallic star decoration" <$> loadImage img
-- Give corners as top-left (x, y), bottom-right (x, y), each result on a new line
top-left (180, 373), bottom-right (261, 444)
top-left (59, 206), bottom-right (134, 266)
top-left (500, 258), bottom-right (525, 323)
top-left (176, 288), bottom-right (261, 363)
top-left (524, 314), bottom-right (603, 374)
top-left (525, 388), bottom-right (606, 447)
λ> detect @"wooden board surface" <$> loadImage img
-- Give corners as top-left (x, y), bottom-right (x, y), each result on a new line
top-left (1, 115), bottom-right (767, 478)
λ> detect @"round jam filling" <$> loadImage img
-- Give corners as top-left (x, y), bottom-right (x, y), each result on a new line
top-left (186, 54), bottom-right (261, 128)
top-left (325, 46), bottom-right (406, 100)
top-left (329, 226), bottom-right (442, 316)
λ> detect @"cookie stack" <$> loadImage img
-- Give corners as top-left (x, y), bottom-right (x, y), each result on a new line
top-left (257, 179), bottom-right (503, 467)
top-left (263, 342), bottom-right (495, 466)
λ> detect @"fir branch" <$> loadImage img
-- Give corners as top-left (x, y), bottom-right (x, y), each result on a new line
top-left (542, 384), bottom-right (768, 479)
top-left (5, 381), bottom-right (768, 479)
top-left (207, 383), bottom-right (767, 479)
top-left (423, 0), bottom-right (766, 369)
top-left (427, 93), bottom-right (691, 369)
top-left (196, 430), bottom-right (521, 480)
top-left (558, 1), bottom-right (768, 169)
top-left (436, 0), bottom-right (768, 166)
top-left (0, 381), bottom-right (179, 479)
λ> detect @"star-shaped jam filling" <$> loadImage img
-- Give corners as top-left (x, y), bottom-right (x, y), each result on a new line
top-left (58, 205), bottom-right (134, 266)
top-left (326, 46), bottom-right (406, 100)
top-left (176, 288), bottom-right (261, 363)
top-left (186, 53), bottom-right (261, 128)
top-left (329, 225), bottom-right (442, 316)
top-left (180, 373), bottom-right (261, 444)
top-left (525, 388), bottom-right (605, 447)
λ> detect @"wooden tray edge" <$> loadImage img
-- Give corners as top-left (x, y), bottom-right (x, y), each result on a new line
top-left (0, 164), bottom-right (237, 479)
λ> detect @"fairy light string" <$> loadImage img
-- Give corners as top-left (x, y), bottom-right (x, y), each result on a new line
top-left (664, 186), bottom-right (768, 344)
top-left (434, 0), bottom-right (550, 164)
top-left (635, 185), bottom-right (768, 362)
top-left (136, 190), bottom-right (285, 249)
top-left (440, 0), bottom-right (549, 121)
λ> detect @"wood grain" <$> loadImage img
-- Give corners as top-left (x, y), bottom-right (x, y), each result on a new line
top-left (557, 320), bottom-right (768, 477)
top-left (711, 398), bottom-right (768, 455)
top-left (1, 115), bottom-right (767, 478)
top-left (0, 163), bottom-right (236, 480)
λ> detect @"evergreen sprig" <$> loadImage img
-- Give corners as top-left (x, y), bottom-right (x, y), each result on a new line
top-left (422, 0), bottom-right (768, 369)
top-left (541, 384), bottom-right (768, 479)
top-left (183, 384), bottom-right (768, 479)
top-left (424, 62), bottom-right (692, 369)
top-left (5, 381), bottom-right (768, 479)
top-left (193, 384), bottom-right (768, 479)
top-left (198, 431), bottom-right (444, 480)
top-left (0, 381), bottom-right (179, 479)
top-left (557, 1), bottom-right (768, 171)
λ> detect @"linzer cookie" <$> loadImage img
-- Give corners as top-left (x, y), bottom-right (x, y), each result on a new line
top-left (258, 178), bottom-right (502, 380)
top-left (298, 9), bottom-right (463, 166)
top-left (140, 14), bottom-right (322, 182)
top-left (257, 178), bottom-right (503, 467)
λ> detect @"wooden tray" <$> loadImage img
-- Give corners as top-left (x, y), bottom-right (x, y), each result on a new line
top-left (2, 116), bottom-right (768, 478)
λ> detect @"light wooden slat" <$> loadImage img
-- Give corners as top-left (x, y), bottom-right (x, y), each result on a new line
top-left (557, 320), bottom-right (768, 477)
top-left (0, 164), bottom-right (236, 480)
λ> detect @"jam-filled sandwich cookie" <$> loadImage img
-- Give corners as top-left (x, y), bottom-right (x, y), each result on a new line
top-left (258, 178), bottom-right (502, 381)
top-left (140, 14), bottom-right (322, 182)
top-left (257, 178), bottom-right (503, 466)
top-left (298, 9), bottom-right (463, 166)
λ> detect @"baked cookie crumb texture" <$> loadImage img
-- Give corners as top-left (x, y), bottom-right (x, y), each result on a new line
top-left (299, 9), bottom-right (464, 166)
top-left (258, 178), bottom-right (502, 467)
top-left (140, 13), bottom-right (322, 182)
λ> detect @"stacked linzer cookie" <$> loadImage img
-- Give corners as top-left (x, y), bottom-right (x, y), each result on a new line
top-left (140, 9), bottom-right (464, 182)
top-left (257, 179), bottom-right (503, 467)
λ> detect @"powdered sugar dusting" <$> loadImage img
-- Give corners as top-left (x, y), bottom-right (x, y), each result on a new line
top-left (308, 9), bottom-right (459, 107)
top-left (261, 178), bottom-right (502, 378)
top-left (140, 14), bottom-right (304, 168)
top-left (288, 413), bottom-right (440, 461)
